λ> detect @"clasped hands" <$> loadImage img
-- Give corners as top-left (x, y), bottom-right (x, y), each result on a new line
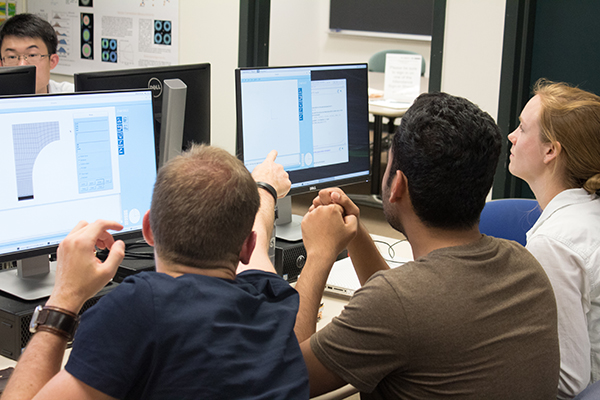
top-left (301, 188), bottom-right (359, 262)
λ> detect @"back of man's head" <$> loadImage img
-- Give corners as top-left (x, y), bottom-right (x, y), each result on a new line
top-left (389, 92), bottom-right (502, 230)
top-left (0, 13), bottom-right (58, 54)
top-left (149, 144), bottom-right (260, 269)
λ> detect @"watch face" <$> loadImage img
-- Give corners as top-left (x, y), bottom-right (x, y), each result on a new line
top-left (29, 305), bottom-right (44, 333)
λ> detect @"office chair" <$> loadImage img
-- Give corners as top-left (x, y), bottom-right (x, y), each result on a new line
top-left (478, 198), bottom-right (542, 246)
top-left (368, 49), bottom-right (426, 76)
top-left (574, 380), bottom-right (600, 399)
top-left (368, 49), bottom-right (426, 136)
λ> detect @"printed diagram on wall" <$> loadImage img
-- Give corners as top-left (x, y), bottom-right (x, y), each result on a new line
top-left (140, 0), bottom-right (171, 6)
top-left (154, 20), bottom-right (172, 46)
top-left (27, 0), bottom-right (179, 75)
top-left (80, 13), bottom-right (93, 60)
top-left (0, 1), bottom-right (17, 24)
top-left (102, 38), bottom-right (117, 63)
top-left (52, 13), bottom-right (72, 60)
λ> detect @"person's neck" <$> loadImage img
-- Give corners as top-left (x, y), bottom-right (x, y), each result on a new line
top-left (402, 215), bottom-right (482, 260)
top-left (527, 173), bottom-right (569, 210)
top-left (155, 257), bottom-right (237, 280)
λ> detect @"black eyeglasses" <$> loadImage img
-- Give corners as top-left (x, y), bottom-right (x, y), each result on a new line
top-left (1, 53), bottom-right (50, 66)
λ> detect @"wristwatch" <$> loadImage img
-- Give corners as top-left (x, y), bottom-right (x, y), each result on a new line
top-left (29, 305), bottom-right (80, 341)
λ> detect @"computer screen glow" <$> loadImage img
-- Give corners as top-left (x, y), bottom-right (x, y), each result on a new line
top-left (236, 63), bottom-right (370, 196)
top-left (0, 90), bottom-right (156, 260)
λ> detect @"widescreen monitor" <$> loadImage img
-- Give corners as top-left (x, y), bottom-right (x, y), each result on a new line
top-left (74, 63), bottom-right (211, 164)
top-left (0, 90), bottom-right (157, 300)
top-left (235, 63), bottom-right (370, 240)
top-left (0, 65), bottom-right (36, 95)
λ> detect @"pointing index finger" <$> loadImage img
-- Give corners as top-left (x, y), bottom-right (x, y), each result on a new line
top-left (266, 149), bottom-right (278, 162)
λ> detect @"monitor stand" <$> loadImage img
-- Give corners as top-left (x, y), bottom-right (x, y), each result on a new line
top-left (275, 196), bottom-right (303, 242)
top-left (0, 255), bottom-right (55, 300)
top-left (158, 78), bottom-right (187, 168)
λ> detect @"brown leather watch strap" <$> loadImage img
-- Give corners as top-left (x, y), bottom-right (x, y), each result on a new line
top-left (34, 306), bottom-right (80, 341)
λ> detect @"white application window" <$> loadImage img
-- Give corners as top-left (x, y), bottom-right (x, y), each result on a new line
top-left (311, 79), bottom-right (349, 167)
top-left (241, 79), bottom-right (301, 170)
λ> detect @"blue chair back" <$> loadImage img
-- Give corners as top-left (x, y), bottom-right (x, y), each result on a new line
top-left (574, 380), bottom-right (600, 399)
top-left (478, 199), bottom-right (542, 246)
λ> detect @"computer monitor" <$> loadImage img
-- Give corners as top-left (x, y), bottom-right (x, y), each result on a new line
top-left (0, 90), bottom-right (157, 300)
top-left (74, 63), bottom-right (211, 165)
top-left (0, 65), bottom-right (36, 95)
top-left (235, 63), bottom-right (370, 241)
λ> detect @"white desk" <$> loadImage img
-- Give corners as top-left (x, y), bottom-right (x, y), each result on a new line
top-left (318, 234), bottom-right (412, 327)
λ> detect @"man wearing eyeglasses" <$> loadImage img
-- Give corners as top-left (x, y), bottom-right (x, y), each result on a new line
top-left (0, 13), bottom-right (74, 94)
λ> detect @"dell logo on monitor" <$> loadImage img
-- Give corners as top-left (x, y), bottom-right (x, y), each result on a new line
top-left (147, 77), bottom-right (163, 98)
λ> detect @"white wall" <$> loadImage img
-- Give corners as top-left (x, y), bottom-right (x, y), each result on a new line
top-left (178, 0), bottom-right (240, 153)
top-left (441, 0), bottom-right (506, 120)
top-left (269, 1), bottom-right (431, 76)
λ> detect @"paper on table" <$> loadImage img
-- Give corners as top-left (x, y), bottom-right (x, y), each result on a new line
top-left (369, 99), bottom-right (412, 110)
top-left (383, 53), bottom-right (421, 103)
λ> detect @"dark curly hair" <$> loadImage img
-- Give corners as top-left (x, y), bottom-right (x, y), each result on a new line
top-left (388, 92), bottom-right (502, 230)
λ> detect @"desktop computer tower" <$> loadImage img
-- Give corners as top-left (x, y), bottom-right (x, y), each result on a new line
top-left (275, 239), bottom-right (348, 283)
top-left (0, 282), bottom-right (118, 361)
top-left (275, 239), bottom-right (307, 282)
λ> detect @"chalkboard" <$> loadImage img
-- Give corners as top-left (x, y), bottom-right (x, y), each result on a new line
top-left (329, 0), bottom-right (434, 40)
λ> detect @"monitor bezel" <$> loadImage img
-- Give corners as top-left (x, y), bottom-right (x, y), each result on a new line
top-left (235, 62), bottom-right (371, 197)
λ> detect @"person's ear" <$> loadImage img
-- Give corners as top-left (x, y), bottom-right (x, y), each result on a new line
top-left (142, 210), bottom-right (155, 246)
top-left (49, 53), bottom-right (59, 70)
top-left (543, 141), bottom-right (561, 165)
top-left (238, 231), bottom-right (257, 265)
top-left (388, 170), bottom-right (407, 204)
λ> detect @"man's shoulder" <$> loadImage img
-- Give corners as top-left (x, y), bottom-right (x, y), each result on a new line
top-left (237, 270), bottom-right (297, 297)
top-left (375, 235), bottom-right (541, 286)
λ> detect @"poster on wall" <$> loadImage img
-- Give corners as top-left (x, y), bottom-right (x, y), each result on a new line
top-left (0, 1), bottom-right (24, 24)
top-left (27, 0), bottom-right (179, 76)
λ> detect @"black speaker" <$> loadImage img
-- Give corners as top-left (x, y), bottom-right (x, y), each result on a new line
top-left (0, 282), bottom-right (117, 361)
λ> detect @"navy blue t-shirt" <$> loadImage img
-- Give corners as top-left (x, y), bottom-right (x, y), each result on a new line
top-left (65, 270), bottom-right (309, 399)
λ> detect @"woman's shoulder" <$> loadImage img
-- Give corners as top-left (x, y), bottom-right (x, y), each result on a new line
top-left (530, 193), bottom-right (600, 257)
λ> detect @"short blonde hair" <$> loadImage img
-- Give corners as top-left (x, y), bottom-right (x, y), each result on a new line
top-left (534, 79), bottom-right (600, 194)
top-left (149, 144), bottom-right (260, 268)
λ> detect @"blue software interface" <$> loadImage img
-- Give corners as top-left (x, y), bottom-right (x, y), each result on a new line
top-left (239, 64), bottom-right (369, 191)
top-left (0, 90), bottom-right (156, 257)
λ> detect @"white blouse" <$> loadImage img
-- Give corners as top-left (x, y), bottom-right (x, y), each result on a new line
top-left (527, 188), bottom-right (600, 399)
